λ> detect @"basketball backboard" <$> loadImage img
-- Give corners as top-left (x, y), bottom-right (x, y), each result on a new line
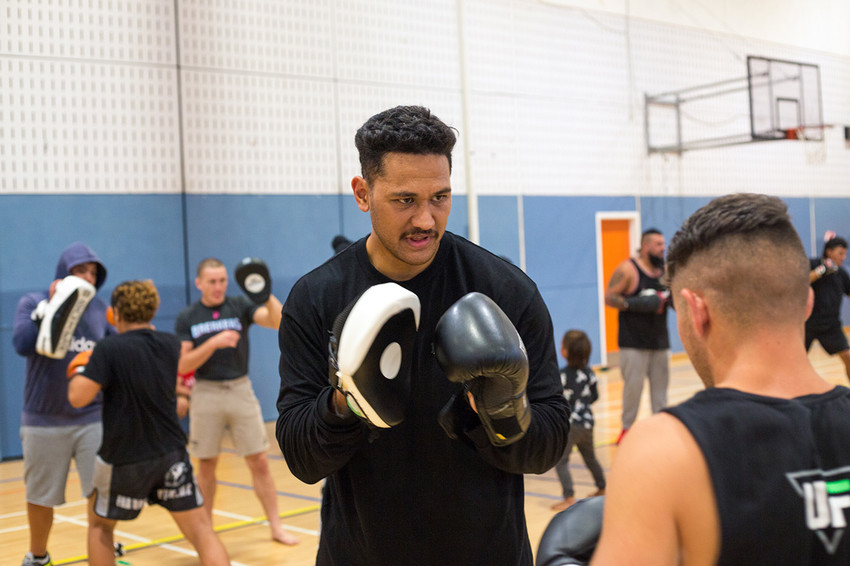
top-left (645, 56), bottom-right (824, 154)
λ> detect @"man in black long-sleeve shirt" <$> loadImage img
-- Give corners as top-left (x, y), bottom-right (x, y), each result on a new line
top-left (806, 236), bottom-right (850, 383)
top-left (276, 106), bottom-right (569, 566)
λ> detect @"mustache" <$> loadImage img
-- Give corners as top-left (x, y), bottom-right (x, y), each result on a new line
top-left (402, 229), bottom-right (438, 239)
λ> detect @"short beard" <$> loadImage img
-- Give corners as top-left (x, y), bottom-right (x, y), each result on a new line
top-left (649, 253), bottom-right (665, 269)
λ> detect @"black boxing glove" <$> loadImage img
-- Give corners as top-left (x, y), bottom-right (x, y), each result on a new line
top-left (435, 292), bottom-right (530, 446)
top-left (813, 259), bottom-right (839, 279)
top-left (536, 496), bottom-right (605, 566)
top-left (623, 288), bottom-right (670, 314)
top-left (235, 257), bottom-right (272, 304)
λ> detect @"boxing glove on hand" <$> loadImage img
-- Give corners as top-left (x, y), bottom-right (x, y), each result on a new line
top-left (328, 283), bottom-right (420, 428)
top-left (813, 259), bottom-right (839, 279)
top-left (235, 257), bottom-right (272, 304)
top-left (66, 350), bottom-right (93, 379)
top-left (623, 288), bottom-right (669, 314)
top-left (435, 292), bottom-right (531, 446)
top-left (536, 496), bottom-right (605, 566)
top-left (437, 389), bottom-right (481, 441)
top-left (32, 275), bottom-right (97, 359)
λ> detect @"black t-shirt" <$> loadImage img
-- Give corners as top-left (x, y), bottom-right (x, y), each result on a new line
top-left (174, 296), bottom-right (258, 381)
top-left (807, 258), bottom-right (850, 330)
top-left (84, 328), bottom-right (186, 466)
top-left (276, 232), bottom-right (570, 566)
top-left (665, 386), bottom-right (850, 564)
top-left (618, 258), bottom-right (669, 349)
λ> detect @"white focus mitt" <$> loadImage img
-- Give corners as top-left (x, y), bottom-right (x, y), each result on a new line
top-left (328, 283), bottom-right (420, 428)
top-left (32, 275), bottom-right (96, 359)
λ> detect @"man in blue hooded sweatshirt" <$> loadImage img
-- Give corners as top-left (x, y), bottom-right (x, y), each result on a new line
top-left (13, 242), bottom-right (114, 566)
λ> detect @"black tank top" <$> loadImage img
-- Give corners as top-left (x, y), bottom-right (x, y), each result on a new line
top-left (617, 259), bottom-right (669, 349)
top-left (665, 386), bottom-right (850, 564)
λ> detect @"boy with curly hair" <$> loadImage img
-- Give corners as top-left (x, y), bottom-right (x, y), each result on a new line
top-left (69, 280), bottom-right (229, 565)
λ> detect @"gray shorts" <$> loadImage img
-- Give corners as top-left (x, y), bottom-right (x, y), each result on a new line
top-left (188, 376), bottom-right (269, 459)
top-left (20, 422), bottom-right (102, 506)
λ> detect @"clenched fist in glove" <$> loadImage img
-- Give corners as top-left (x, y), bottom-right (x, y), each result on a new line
top-left (623, 288), bottom-right (670, 314)
top-left (434, 292), bottom-right (530, 446)
top-left (813, 258), bottom-right (840, 279)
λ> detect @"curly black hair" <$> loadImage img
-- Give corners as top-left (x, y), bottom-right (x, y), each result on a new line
top-left (355, 106), bottom-right (457, 184)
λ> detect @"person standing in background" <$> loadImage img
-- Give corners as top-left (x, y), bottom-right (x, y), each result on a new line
top-left (175, 257), bottom-right (298, 546)
top-left (605, 229), bottom-right (670, 444)
top-left (806, 234), bottom-right (850, 383)
top-left (551, 329), bottom-right (606, 512)
top-left (13, 242), bottom-right (113, 566)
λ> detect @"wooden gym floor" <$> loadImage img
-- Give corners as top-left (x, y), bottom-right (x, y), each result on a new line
top-left (2, 342), bottom-right (847, 565)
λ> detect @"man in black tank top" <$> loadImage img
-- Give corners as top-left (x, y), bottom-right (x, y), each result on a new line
top-left (593, 193), bottom-right (850, 565)
top-left (604, 228), bottom-right (671, 443)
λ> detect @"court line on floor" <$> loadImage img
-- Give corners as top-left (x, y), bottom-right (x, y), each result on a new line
top-left (50, 513), bottom-right (250, 566)
top-left (50, 504), bottom-right (320, 565)
top-left (214, 478), bottom-right (322, 503)
top-left (0, 498), bottom-right (88, 533)
top-left (213, 508), bottom-right (320, 536)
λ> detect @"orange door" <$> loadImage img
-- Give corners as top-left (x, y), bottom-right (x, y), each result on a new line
top-left (601, 219), bottom-right (632, 354)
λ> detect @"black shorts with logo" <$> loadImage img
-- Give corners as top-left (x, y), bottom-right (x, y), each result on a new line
top-left (92, 448), bottom-right (203, 520)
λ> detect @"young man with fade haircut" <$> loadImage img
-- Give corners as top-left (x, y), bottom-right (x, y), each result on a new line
top-left (806, 235), bottom-right (850, 383)
top-left (276, 105), bottom-right (570, 566)
top-left (175, 258), bottom-right (298, 546)
top-left (592, 193), bottom-right (850, 565)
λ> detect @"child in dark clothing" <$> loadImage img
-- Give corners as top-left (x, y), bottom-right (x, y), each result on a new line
top-left (68, 280), bottom-right (230, 565)
top-left (551, 329), bottom-right (606, 511)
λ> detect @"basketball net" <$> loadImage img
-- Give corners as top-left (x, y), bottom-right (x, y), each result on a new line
top-left (792, 125), bottom-right (829, 165)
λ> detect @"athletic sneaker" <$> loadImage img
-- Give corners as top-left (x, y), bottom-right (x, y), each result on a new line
top-left (21, 552), bottom-right (52, 566)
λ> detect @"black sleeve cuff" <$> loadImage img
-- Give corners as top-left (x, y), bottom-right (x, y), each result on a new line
top-left (317, 387), bottom-right (361, 427)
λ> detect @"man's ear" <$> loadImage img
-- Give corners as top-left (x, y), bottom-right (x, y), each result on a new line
top-left (680, 287), bottom-right (709, 338)
top-left (352, 177), bottom-right (370, 212)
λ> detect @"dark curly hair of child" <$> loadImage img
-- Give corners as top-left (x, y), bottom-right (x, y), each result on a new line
top-left (111, 279), bottom-right (159, 323)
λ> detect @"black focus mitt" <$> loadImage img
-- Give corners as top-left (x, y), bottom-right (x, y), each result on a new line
top-left (235, 257), bottom-right (271, 304)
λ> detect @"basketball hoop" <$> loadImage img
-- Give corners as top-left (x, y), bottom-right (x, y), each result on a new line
top-left (794, 124), bottom-right (832, 141)
top-left (795, 124), bottom-right (832, 165)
